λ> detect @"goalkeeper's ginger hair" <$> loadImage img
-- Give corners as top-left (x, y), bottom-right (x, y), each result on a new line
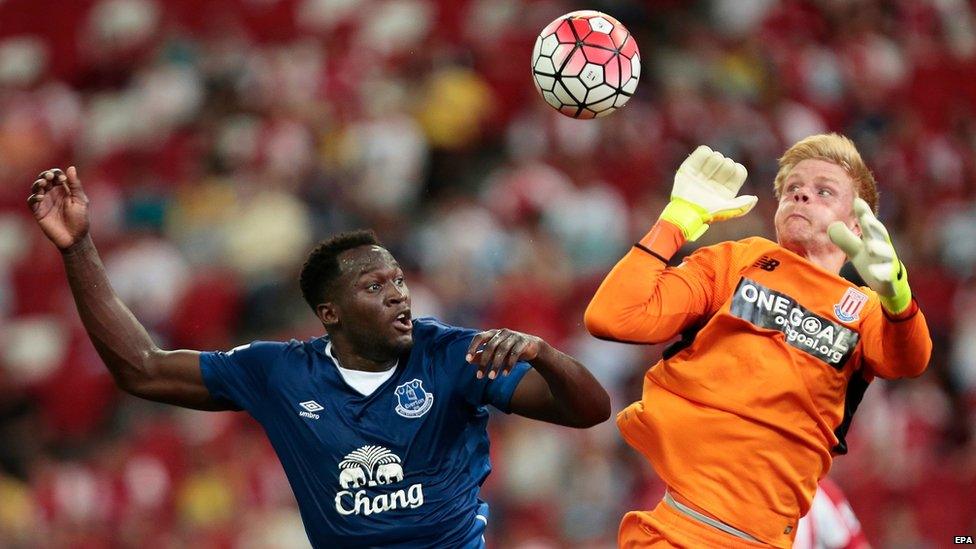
top-left (774, 133), bottom-right (879, 213)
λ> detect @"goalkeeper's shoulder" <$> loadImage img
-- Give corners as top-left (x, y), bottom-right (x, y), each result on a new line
top-left (677, 235), bottom-right (777, 266)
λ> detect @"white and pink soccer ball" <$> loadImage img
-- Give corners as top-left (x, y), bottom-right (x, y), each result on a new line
top-left (531, 10), bottom-right (641, 119)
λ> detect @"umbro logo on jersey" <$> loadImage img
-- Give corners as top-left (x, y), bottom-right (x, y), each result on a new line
top-left (300, 400), bottom-right (324, 412)
top-left (753, 256), bottom-right (780, 271)
top-left (298, 400), bottom-right (323, 419)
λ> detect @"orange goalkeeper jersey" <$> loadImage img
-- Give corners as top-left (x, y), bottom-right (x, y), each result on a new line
top-left (585, 232), bottom-right (931, 548)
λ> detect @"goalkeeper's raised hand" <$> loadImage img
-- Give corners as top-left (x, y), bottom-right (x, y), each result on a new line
top-left (659, 145), bottom-right (758, 241)
top-left (828, 198), bottom-right (912, 315)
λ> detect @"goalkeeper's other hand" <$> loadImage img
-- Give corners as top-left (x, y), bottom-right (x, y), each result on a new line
top-left (828, 198), bottom-right (912, 315)
top-left (659, 145), bottom-right (758, 241)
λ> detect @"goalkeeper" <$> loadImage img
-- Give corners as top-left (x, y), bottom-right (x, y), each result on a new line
top-left (585, 133), bottom-right (931, 548)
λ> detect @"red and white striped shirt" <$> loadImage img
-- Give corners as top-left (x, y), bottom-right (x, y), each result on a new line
top-left (794, 478), bottom-right (871, 549)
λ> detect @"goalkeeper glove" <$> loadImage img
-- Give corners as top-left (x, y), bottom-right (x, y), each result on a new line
top-left (827, 198), bottom-right (912, 315)
top-left (659, 145), bottom-right (758, 241)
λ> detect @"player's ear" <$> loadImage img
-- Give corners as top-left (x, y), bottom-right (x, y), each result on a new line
top-left (851, 207), bottom-right (862, 238)
top-left (848, 194), bottom-right (862, 238)
top-left (317, 301), bottom-right (339, 327)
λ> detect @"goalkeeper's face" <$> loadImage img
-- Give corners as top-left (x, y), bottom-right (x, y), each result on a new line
top-left (774, 159), bottom-right (860, 255)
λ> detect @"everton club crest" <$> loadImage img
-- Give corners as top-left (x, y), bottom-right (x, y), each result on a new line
top-left (394, 379), bottom-right (434, 418)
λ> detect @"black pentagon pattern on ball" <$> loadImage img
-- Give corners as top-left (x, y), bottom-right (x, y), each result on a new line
top-left (532, 14), bottom-right (635, 119)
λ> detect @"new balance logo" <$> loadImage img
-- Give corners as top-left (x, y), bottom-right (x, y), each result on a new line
top-left (753, 256), bottom-right (780, 271)
top-left (298, 400), bottom-right (323, 419)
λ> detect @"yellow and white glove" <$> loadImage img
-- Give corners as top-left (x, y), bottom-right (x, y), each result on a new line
top-left (659, 145), bottom-right (758, 241)
top-left (828, 198), bottom-right (912, 315)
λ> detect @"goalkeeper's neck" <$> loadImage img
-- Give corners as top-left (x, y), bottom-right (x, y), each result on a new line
top-left (779, 238), bottom-right (847, 274)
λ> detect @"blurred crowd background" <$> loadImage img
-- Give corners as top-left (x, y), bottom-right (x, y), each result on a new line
top-left (1, 0), bottom-right (975, 546)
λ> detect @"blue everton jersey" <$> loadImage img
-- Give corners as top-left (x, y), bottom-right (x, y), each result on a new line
top-left (199, 318), bottom-right (531, 548)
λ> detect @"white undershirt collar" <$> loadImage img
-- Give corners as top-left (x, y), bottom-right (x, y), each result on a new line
top-left (325, 340), bottom-right (397, 397)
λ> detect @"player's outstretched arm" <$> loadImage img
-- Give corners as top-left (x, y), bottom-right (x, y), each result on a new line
top-left (828, 197), bottom-right (931, 378)
top-left (466, 329), bottom-right (611, 428)
top-left (28, 168), bottom-right (227, 411)
top-left (585, 146), bottom-right (752, 343)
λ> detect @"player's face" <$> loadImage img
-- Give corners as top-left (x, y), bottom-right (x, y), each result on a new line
top-left (774, 159), bottom-right (859, 255)
top-left (332, 245), bottom-right (413, 360)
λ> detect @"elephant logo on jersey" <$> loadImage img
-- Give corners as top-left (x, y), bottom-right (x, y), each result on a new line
top-left (335, 445), bottom-right (424, 517)
top-left (338, 445), bottom-right (403, 488)
top-left (394, 379), bottom-right (434, 418)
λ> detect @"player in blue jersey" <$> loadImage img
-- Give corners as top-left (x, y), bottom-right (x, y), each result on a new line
top-left (28, 167), bottom-right (612, 547)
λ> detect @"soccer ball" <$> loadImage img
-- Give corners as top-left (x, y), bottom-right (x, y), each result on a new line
top-left (531, 10), bottom-right (640, 119)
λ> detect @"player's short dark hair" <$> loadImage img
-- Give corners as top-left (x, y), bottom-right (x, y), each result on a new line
top-left (300, 230), bottom-right (380, 310)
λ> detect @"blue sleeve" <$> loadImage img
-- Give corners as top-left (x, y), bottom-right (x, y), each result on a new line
top-left (445, 332), bottom-right (531, 413)
top-left (199, 341), bottom-right (284, 414)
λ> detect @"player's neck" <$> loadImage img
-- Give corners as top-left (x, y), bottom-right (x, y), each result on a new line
top-left (329, 336), bottom-right (398, 373)
top-left (782, 240), bottom-right (846, 274)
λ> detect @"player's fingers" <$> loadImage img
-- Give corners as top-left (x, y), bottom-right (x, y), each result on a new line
top-left (862, 219), bottom-right (889, 247)
top-left (731, 161), bottom-right (748, 188)
top-left (714, 194), bottom-right (758, 220)
top-left (486, 335), bottom-right (520, 379)
top-left (27, 192), bottom-right (50, 215)
top-left (681, 145), bottom-right (713, 172)
top-left (699, 151), bottom-right (725, 179)
top-left (853, 197), bottom-right (872, 218)
top-left (479, 331), bottom-right (514, 379)
top-left (828, 221), bottom-right (862, 257)
top-left (470, 330), bottom-right (502, 379)
top-left (865, 238), bottom-right (894, 261)
top-left (32, 178), bottom-right (51, 194)
top-left (858, 209), bottom-right (889, 242)
top-left (38, 169), bottom-right (57, 181)
top-left (65, 166), bottom-right (86, 197)
top-left (503, 339), bottom-right (529, 374)
top-left (717, 160), bottom-right (748, 192)
top-left (712, 157), bottom-right (736, 186)
top-left (56, 171), bottom-right (70, 194)
top-left (853, 198), bottom-right (873, 225)
top-left (466, 330), bottom-right (496, 362)
top-left (867, 263), bottom-right (896, 290)
top-left (853, 198), bottom-right (885, 237)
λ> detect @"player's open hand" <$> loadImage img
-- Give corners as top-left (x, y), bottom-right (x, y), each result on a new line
top-left (828, 197), bottom-right (912, 314)
top-left (28, 167), bottom-right (91, 251)
top-left (465, 329), bottom-right (543, 380)
top-left (661, 145), bottom-right (757, 241)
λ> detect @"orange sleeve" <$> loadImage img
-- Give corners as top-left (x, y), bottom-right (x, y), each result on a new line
top-left (858, 298), bottom-right (932, 379)
top-left (584, 221), bottom-right (724, 344)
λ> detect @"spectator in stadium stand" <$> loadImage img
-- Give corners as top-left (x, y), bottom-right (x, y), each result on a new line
top-left (794, 478), bottom-right (871, 549)
top-left (26, 166), bottom-right (611, 548)
top-left (585, 134), bottom-right (932, 548)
